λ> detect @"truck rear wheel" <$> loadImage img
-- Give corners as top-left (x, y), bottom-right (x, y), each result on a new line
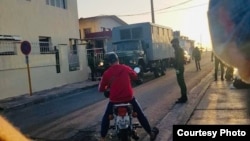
top-left (160, 61), bottom-right (166, 75)
top-left (137, 66), bottom-right (144, 84)
top-left (154, 60), bottom-right (166, 77)
top-left (154, 68), bottom-right (161, 78)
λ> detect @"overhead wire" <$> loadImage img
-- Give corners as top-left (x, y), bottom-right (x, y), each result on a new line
top-left (157, 3), bottom-right (208, 14)
top-left (116, 0), bottom-right (207, 17)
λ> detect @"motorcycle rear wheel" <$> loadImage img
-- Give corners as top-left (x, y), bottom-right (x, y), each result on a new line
top-left (119, 129), bottom-right (131, 141)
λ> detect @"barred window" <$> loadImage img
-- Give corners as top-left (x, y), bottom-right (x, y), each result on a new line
top-left (46, 0), bottom-right (67, 9)
top-left (39, 36), bottom-right (52, 54)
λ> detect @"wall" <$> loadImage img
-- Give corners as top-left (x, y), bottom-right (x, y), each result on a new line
top-left (0, 0), bottom-right (90, 100)
top-left (0, 0), bottom-right (79, 44)
top-left (0, 42), bottom-right (88, 100)
top-left (79, 16), bottom-right (126, 39)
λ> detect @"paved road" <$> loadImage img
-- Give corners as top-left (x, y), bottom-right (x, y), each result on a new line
top-left (2, 52), bottom-right (214, 141)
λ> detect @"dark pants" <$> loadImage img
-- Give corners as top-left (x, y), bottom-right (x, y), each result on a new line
top-left (89, 66), bottom-right (95, 81)
top-left (176, 68), bottom-right (187, 99)
top-left (214, 58), bottom-right (225, 80)
top-left (194, 58), bottom-right (201, 71)
top-left (101, 98), bottom-right (151, 137)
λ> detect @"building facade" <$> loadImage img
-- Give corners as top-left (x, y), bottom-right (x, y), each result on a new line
top-left (0, 0), bottom-right (79, 46)
top-left (0, 0), bottom-right (89, 100)
top-left (79, 15), bottom-right (127, 80)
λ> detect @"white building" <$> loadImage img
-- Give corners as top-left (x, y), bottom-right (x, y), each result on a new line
top-left (79, 15), bottom-right (127, 51)
top-left (78, 15), bottom-right (127, 79)
top-left (1, 0), bottom-right (79, 46)
top-left (79, 15), bottom-right (127, 39)
top-left (0, 0), bottom-right (89, 100)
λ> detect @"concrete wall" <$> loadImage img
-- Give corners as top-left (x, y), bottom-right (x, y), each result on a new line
top-left (0, 42), bottom-right (88, 100)
top-left (0, 0), bottom-right (90, 100)
top-left (0, 0), bottom-right (79, 44)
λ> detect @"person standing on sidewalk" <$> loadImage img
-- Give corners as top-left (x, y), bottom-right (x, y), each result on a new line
top-left (211, 52), bottom-right (225, 81)
top-left (208, 0), bottom-right (250, 83)
top-left (192, 46), bottom-right (201, 71)
top-left (88, 53), bottom-right (96, 81)
top-left (171, 38), bottom-right (188, 103)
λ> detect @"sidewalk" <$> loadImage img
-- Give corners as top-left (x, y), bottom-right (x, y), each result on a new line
top-left (187, 81), bottom-right (250, 125)
top-left (0, 80), bottom-right (99, 112)
top-left (152, 74), bottom-right (250, 141)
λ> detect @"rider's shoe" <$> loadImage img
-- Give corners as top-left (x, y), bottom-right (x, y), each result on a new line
top-left (132, 130), bottom-right (140, 140)
top-left (150, 127), bottom-right (159, 141)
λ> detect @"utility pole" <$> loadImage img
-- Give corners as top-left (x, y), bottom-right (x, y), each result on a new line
top-left (200, 34), bottom-right (203, 50)
top-left (151, 0), bottom-right (155, 23)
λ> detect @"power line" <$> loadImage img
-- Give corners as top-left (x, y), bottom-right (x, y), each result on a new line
top-left (155, 0), bottom-right (193, 12)
top-left (117, 0), bottom-right (207, 17)
top-left (157, 3), bottom-right (208, 14)
top-left (117, 0), bottom-right (193, 17)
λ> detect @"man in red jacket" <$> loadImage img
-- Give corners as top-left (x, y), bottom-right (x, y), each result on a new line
top-left (98, 52), bottom-right (158, 141)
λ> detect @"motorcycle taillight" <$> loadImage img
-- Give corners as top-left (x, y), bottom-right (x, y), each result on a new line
top-left (132, 112), bottom-right (137, 117)
top-left (108, 114), bottom-right (114, 120)
top-left (117, 107), bottom-right (127, 117)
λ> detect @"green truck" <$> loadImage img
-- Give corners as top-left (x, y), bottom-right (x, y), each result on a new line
top-left (107, 22), bottom-right (175, 82)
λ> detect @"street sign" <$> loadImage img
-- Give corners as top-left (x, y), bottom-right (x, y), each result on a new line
top-left (20, 40), bottom-right (32, 95)
top-left (20, 41), bottom-right (31, 55)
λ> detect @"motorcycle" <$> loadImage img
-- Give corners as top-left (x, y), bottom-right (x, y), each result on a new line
top-left (104, 67), bottom-right (142, 141)
top-left (108, 103), bottom-right (142, 141)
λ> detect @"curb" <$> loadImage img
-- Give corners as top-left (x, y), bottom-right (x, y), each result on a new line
top-left (0, 84), bottom-right (99, 112)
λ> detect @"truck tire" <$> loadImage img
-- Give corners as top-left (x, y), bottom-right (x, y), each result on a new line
top-left (160, 61), bottom-right (166, 75)
top-left (137, 66), bottom-right (144, 84)
top-left (154, 68), bottom-right (161, 78)
top-left (153, 61), bottom-right (162, 78)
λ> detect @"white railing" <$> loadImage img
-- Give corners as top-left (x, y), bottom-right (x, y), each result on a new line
top-left (0, 41), bottom-right (56, 55)
top-left (0, 41), bottom-right (18, 55)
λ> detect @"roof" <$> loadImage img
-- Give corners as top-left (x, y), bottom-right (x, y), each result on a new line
top-left (79, 15), bottom-right (127, 25)
top-left (84, 31), bottom-right (112, 40)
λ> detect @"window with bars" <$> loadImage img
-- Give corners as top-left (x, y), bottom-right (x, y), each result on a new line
top-left (39, 36), bottom-right (52, 54)
top-left (46, 0), bottom-right (67, 9)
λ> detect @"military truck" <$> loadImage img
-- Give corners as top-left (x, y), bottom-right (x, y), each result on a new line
top-left (107, 22), bottom-right (174, 82)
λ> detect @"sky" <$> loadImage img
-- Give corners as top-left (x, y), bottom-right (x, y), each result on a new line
top-left (77, 0), bottom-right (211, 50)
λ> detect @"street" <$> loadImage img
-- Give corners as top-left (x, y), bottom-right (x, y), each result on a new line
top-left (2, 51), bottom-right (214, 141)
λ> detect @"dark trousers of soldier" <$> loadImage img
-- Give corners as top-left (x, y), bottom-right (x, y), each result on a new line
top-left (176, 68), bottom-right (187, 99)
top-left (194, 58), bottom-right (201, 71)
top-left (214, 57), bottom-right (225, 81)
top-left (89, 66), bottom-right (96, 81)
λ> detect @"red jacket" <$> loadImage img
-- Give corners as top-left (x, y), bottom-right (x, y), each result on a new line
top-left (98, 64), bottom-right (137, 103)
